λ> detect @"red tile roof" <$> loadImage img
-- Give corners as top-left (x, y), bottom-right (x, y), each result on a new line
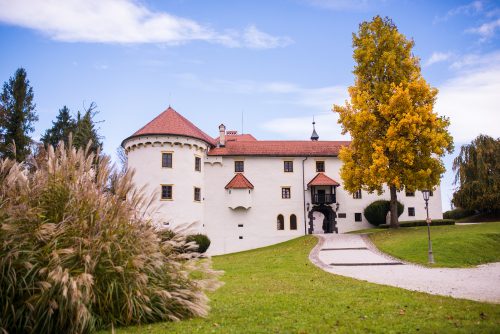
top-left (215, 134), bottom-right (258, 143)
top-left (124, 107), bottom-right (216, 146)
top-left (225, 173), bottom-right (254, 189)
top-left (307, 173), bottom-right (340, 187)
top-left (208, 140), bottom-right (350, 157)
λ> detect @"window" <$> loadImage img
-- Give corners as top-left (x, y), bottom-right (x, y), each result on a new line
top-left (162, 153), bottom-right (172, 168)
top-left (235, 161), bottom-right (244, 172)
top-left (429, 190), bottom-right (434, 196)
top-left (290, 214), bottom-right (297, 230)
top-left (277, 214), bottom-right (284, 230)
top-left (238, 224), bottom-right (244, 227)
top-left (284, 161), bottom-right (294, 172)
top-left (239, 236), bottom-right (243, 239)
top-left (338, 213), bottom-right (347, 218)
top-left (316, 161), bottom-right (325, 172)
top-left (195, 156), bottom-right (201, 171)
top-left (194, 187), bottom-right (201, 202)
top-left (282, 187), bottom-right (291, 199)
top-left (353, 189), bottom-right (362, 199)
top-left (408, 207), bottom-right (415, 216)
top-left (354, 213), bottom-right (362, 222)
top-left (161, 185), bottom-right (173, 200)
top-left (406, 190), bottom-right (415, 197)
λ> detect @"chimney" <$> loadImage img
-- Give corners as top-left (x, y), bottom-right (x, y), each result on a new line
top-left (219, 124), bottom-right (226, 147)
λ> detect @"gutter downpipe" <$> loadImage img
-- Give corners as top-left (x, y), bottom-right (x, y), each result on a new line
top-left (302, 156), bottom-right (308, 235)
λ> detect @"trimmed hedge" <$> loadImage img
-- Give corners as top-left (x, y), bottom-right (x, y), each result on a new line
top-left (187, 234), bottom-right (211, 253)
top-left (364, 200), bottom-right (404, 226)
top-left (379, 219), bottom-right (455, 228)
top-left (443, 208), bottom-right (475, 220)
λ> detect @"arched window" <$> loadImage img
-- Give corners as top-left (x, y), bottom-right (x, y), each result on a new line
top-left (277, 214), bottom-right (284, 230)
top-left (290, 214), bottom-right (297, 230)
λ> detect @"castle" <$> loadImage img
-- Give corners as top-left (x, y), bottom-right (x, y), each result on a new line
top-left (122, 107), bottom-right (443, 255)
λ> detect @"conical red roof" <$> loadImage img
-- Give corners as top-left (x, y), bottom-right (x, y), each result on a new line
top-left (124, 107), bottom-right (215, 146)
top-left (307, 173), bottom-right (340, 187)
top-left (225, 173), bottom-right (254, 189)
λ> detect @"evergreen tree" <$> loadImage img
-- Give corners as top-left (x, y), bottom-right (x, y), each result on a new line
top-left (73, 102), bottom-right (103, 154)
top-left (0, 68), bottom-right (38, 161)
top-left (452, 135), bottom-right (500, 212)
top-left (41, 106), bottom-right (77, 147)
top-left (334, 16), bottom-right (453, 228)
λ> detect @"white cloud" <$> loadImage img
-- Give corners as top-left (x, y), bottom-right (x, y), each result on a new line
top-left (175, 73), bottom-right (347, 110)
top-left (243, 25), bottom-right (294, 49)
top-left (450, 51), bottom-right (499, 69)
top-left (466, 18), bottom-right (500, 41)
top-left (435, 51), bottom-right (500, 143)
top-left (435, 0), bottom-right (484, 22)
top-left (0, 0), bottom-right (292, 48)
top-left (261, 112), bottom-right (349, 140)
top-left (425, 52), bottom-right (454, 66)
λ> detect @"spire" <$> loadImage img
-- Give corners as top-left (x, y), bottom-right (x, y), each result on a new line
top-left (310, 116), bottom-right (319, 141)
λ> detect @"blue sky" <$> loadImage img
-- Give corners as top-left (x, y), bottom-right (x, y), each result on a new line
top-left (1, 0), bottom-right (499, 210)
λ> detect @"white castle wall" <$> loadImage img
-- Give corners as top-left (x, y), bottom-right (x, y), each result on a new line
top-left (124, 135), bottom-right (443, 256)
top-left (204, 156), bottom-right (307, 255)
top-left (204, 155), bottom-right (443, 255)
top-left (124, 135), bottom-right (209, 232)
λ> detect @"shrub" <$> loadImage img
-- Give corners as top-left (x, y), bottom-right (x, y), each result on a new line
top-left (187, 234), bottom-right (211, 253)
top-left (0, 142), bottom-right (221, 334)
top-left (379, 219), bottom-right (455, 228)
top-left (363, 200), bottom-right (404, 226)
top-left (443, 208), bottom-right (475, 220)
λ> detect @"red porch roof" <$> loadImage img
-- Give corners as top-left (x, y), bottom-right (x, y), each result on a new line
top-left (307, 173), bottom-right (340, 187)
top-left (225, 173), bottom-right (254, 189)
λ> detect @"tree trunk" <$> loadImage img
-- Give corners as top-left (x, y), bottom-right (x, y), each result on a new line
top-left (389, 185), bottom-right (400, 228)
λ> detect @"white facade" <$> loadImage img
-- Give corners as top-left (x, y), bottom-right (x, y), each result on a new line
top-left (123, 111), bottom-right (444, 255)
top-left (125, 135), bottom-right (209, 231)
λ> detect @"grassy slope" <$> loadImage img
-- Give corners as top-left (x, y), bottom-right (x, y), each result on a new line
top-left (111, 236), bottom-right (500, 334)
top-left (369, 222), bottom-right (500, 267)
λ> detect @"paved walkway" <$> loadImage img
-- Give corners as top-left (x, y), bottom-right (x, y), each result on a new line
top-left (309, 234), bottom-right (500, 304)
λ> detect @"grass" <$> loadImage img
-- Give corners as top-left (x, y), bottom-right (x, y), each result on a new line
top-left (368, 222), bottom-right (500, 267)
top-left (107, 236), bottom-right (500, 334)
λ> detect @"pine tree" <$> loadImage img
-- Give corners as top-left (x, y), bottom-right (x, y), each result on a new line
top-left (0, 68), bottom-right (38, 161)
top-left (73, 102), bottom-right (103, 154)
top-left (41, 106), bottom-right (77, 147)
top-left (334, 16), bottom-right (454, 228)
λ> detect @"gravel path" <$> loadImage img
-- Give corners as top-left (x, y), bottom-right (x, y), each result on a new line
top-left (309, 234), bottom-right (500, 304)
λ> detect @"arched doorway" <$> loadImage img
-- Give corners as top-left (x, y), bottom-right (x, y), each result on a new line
top-left (307, 205), bottom-right (337, 234)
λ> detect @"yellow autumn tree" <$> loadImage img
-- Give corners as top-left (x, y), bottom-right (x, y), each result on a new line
top-left (334, 16), bottom-right (453, 228)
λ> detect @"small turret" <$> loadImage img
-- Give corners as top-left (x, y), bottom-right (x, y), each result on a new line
top-left (310, 117), bottom-right (319, 141)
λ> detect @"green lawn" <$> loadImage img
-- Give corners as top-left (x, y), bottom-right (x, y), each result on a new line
top-left (369, 222), bottom-right (500, 267)
top-left (108, 236), bottom-right (500, 334)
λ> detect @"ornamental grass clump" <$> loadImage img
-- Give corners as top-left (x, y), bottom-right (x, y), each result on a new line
top-left (0, 141), bottom-right (221, 334)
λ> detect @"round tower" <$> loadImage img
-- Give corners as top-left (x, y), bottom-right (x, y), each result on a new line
top-left (122, 107), bottom-right (215, 232)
